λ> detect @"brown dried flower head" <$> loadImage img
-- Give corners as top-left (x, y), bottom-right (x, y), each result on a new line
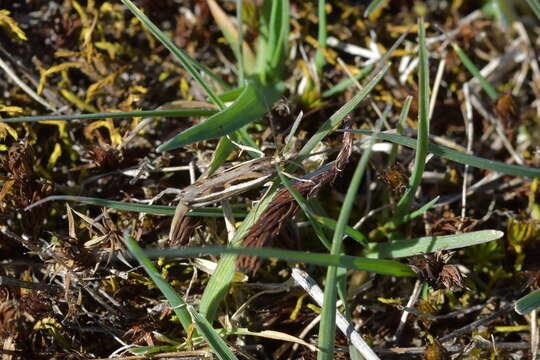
top-left (377, 162), bottom-right (409, 198)
top-left (408, 251), bottom-right (465, 290)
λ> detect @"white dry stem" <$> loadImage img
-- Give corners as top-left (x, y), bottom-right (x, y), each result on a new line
top-left (393, 279), bottom-right (422, 342)
top-left (0, 56), bottom-right (56, 112)
top-left (291, 268), bottom-right (381, 360)
top-left (532, 309), bottom-right (539, 360)
top-left (461, 83), bottom-right (474, 219)
top-left (428, 53), bottom-right (447, 122)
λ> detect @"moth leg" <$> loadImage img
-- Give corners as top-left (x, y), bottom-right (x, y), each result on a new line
top-left (169, 201), bottom-right (191, 245)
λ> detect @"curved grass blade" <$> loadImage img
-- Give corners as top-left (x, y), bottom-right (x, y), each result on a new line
top-left (0, 109), bottom-right (216, 123)
top-left (122, 230), bottom-right (192, 332)
top-left (120, 0), bottom-right (225, 108)
top-left (24, 195), bottom-right (247, 217)
top-left (515, 289), bottom-right (540, 315)
top-left (364, 0), bottom-right (387, 17)
top-left (364, 230), bottom-right (504, 259)
top-left (350, 130), bottom-right (540, 178)
top-left (144, 246), bottom-right (416, 277)
top-left (322, 65), bottom-right (373, 98)
top-left (276, 165), bottom-right (332, 250)
top-left (451, 42), bottom-right (498, 101)
top-left (157, 80), bottom-right (284, 152)
top-left (188, 307), bottom-right (239, 360)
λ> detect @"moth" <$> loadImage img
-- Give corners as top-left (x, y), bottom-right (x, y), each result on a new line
top-left (168, 155), bottom-right (283, 244)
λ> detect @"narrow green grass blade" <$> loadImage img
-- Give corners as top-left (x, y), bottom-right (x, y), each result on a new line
top-left (388, 196), bottom-right (440, 229)
top-left (364, 0), bottom-right (387, 17)
top-left (120, 0), bottom-right (225, 109)
top-left (322, 65), bottom-right (373, 98)
top-left (276, 165), bottom-right (332, 250)
top-left (0, 109), bottom-right (216, 123)
top-left (122, 230), bottom-right (192, 331)
top-left (268, 0), bottom-right (289, 74)
top-left (157, 81), bottom-right (284, 152)
top-left (314, 197), bottom-right (439, 246)
top-left (144, 246), bottom-right (416, 277)
top-left (157, 81), bottom-right (283, 152)
top-left (312, 215), bottom-right (368, 247)
top-left (452, 43), bottom-right (498, 101)
top-left (315, 0), bottom-right (327, 72)
top-left (317, 110), bottom-right (384, 360)
top-left (188, 308), bottom-right (239, 360)
top-left (24, 195), bottom-right (247, 217)
top-left (388, 95), bottom-right (412, 165)
top-left (364, 230), bottom-right (504, 259)
top-left (515, 289), bottom-right (540, 315)
top-left (394, 17), bottom-right (429, 221)
top-left (351, 130), bottom-right (540, 178)
top-left (298, 63), bottom-right (390, 160)
top-left (527, 0), bottom-right (540, 21)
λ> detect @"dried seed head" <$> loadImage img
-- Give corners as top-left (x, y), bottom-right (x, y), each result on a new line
top-left (494, 92), bottom-right (519, 128)
top-left (408, 252), bottom-right (465, 290)
top-left (377, 162), bottom-right (409, 198)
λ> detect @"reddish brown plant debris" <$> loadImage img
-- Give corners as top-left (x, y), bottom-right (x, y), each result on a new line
top-left (237, 117), bottom-right (354, 273)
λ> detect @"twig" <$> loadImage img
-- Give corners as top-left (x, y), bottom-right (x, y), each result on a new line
top-left (440, 303), bottom-right (514, 342)
top-left (393, 279), bottom-right (422, 342)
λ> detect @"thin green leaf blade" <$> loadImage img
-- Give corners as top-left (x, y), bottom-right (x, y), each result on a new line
top-left (351, 131), bottom-right (540, 178)
top-left (144, 246), bottom-right (416, 277)
top-left (365, 230), bottom-right (504, 259)
top-left (0, 109), bottom-right (216, 123)
top-left (394, 17), bottom-right (429, 220)
top-left (25, 195), bottom-right (247, 217)
top-left (364, 0), bottom-right (387, 17)
top-left (189, 308), bottom-right (239, 360)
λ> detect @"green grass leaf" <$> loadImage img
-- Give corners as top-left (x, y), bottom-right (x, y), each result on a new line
top-left (452, 42), bottom-right (498, 101)
top-left (365, 230), bottom-right (504, 259)
top-left (394, 17), bottom-right (430, 221)
top-left (527, 0), bottom-right (540, 21)
top-left (364, 0), bottom-right (387, 17)
top-left (143, 246), bottom-right (416, 277)
top-left (188, 308), bottom-right (239, 360)
top-left (350, 131), bottom-right (540, 178)
top-left (24, 195), bottom-right (247, 217)
top-left (157, 80), bottom-right (284, 152)
top-left (515, 289), bottom-right (540, 315)
top-left (0, 109), bottom-right (216, 123)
